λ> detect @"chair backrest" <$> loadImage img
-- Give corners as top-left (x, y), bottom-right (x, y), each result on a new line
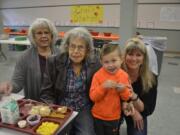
top-left (55, 38), bottom-right (62, 46)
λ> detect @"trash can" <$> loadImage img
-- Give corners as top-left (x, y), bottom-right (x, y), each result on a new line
top-left (143, 36), bottom-right (167, 75)
top-left (14, 36), bottom-right (28, 51)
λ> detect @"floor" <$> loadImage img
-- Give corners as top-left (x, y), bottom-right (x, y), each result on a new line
top-left (0, 44), bottom-right (180, 135)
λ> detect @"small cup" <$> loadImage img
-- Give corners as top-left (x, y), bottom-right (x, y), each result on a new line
top-left (26, 114), bottom-right (41, 126)
top-left (17, 120), bottom-right (27, 128)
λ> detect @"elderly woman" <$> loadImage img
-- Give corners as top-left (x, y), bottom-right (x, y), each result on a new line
top-left (0, 18), bottom-right (60, 100)
top-left (40, 27), bottom-right (101, 135)
top-left (122, 38), bottom-right (158, 135)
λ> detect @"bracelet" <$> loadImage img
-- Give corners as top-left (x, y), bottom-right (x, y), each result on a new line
top-left (131, 94), bottom-right (139, 101)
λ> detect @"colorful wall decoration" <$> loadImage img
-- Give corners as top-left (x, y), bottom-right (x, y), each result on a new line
top-left (70, 5), bottom-right (104, 24)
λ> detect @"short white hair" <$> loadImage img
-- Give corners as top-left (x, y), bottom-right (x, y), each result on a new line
top-left (60, 27), bottom-right (94, 57)
top-left (28, 18), bottom-right (58, 46)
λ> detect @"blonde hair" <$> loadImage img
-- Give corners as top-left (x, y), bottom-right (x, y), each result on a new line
top-left (122, 38), bottom-right (156, 93)
top-left (100, 43), bottom-right (122, 60)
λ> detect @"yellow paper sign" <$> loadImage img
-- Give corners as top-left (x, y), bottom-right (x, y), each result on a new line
top-left (70, 5), bottom-right (104, 24)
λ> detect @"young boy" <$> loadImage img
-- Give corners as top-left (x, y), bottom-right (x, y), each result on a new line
top-left (89, 44), bottom-right (135, 135)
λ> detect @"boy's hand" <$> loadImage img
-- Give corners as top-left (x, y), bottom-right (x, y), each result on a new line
top-left (102, 80), bottom-right (117, 89)
top-left (122, 102), bottom-right (135, 116)
top-left (116, 83), bottom-right (125, 92)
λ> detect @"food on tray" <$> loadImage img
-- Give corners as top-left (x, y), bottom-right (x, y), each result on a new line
top-left (39, 106), bottom-right (51, 116)
top-left (36, 121), bottom-right (59, 135)
top-left (29, 106), bottom-right (40, 115)
top-left (24, 103), bottom-right (33, 110)
top-left (57, 106), bottom-right (67, 114)
top-left (26, 114), bottom-right (41, 126)
top-left (50, 111), bottom-right (65, 119)
top-left (17, 120), bottom-right (27, 128)
top-left (29, 105), bottom-right (51, 116)
top-left (0, 99), bottom-right (72, 135)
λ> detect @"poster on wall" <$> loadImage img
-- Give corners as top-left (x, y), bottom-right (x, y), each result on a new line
top-left (70, 5), bottom-right (104, 25)
top-left (160, 7), bottom-right (180, 22)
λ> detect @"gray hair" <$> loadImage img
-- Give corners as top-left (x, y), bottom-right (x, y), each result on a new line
top-left (28, 18), bottom-right (58, 46)
top-left (60, 27), bottom-right (94, 56)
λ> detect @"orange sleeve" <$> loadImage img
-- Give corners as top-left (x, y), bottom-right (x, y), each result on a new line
top-left (119, 87), bottom-right (132, 101)
top-left (89, 74), bottom-right (107, 102)
top-left (119, 74), bottom-right (132, 101)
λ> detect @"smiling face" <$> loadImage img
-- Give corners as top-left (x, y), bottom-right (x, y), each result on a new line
top-left (125, 49), bottom-right (144, 71)
top-left (34, 27), bottom-right (52, 48)
top-left (101, 49), bottom-right (122, 74)
top-left (68, 37), bottom-right (87, 65)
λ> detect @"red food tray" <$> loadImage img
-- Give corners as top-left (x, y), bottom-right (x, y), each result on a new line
top-left (0, 99), bottom-right (73, 135)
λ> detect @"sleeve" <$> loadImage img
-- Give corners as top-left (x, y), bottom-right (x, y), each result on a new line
top-left (119, 72), bottom-right (132, 101)
top-left (40, 56), bottom-right (57, 104)
top-left (119, 75), bottom-right (132, 101)
top-left (89, 73), bottom-right (107, 102)
top-left (141, 75), bottom-right (158, 117)
top-left (11, 55), bottom-right (26, 93)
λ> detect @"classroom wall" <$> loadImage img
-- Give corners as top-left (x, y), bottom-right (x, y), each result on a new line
top-left (0, 0), bottom-right (180, 52)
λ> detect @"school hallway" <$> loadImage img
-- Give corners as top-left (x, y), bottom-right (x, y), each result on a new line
top-left (0, 44), bottom-right (180, 135)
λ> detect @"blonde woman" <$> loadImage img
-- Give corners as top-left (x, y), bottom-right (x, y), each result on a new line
top-left (122, 38), bottom-right (158, 135)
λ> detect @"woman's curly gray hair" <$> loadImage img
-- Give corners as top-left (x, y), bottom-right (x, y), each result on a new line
top-left (28, 18), bottom-right (58, 46)
top-left (60, 27), bottom-right (94, 56)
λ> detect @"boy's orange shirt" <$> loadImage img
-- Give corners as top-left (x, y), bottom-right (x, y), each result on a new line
top-left (89, 67), bottom-right (132, 121)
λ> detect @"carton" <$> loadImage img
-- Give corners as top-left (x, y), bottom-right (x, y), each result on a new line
top-left (0, 99), bottom-right (20, 124)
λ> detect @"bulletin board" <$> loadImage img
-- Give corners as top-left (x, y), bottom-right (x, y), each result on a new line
top-left (70, 5), bottom-right (104, 25)
top-left (0, 5), bottom-right (120, 27)
top-left (137, 4), bottom-right (180, 30)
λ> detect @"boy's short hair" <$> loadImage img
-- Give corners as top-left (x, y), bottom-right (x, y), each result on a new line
top-left (100, 43), bottom-right (122, 59)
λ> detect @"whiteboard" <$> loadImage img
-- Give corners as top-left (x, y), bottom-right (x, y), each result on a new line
top-left (137, 4), bottom-right (180, 30)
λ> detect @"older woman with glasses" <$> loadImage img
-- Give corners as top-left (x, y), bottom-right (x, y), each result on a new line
top-left (40, 27), bottom-right (101, 135)
top-left (0, 18), bottom-right (60, 100)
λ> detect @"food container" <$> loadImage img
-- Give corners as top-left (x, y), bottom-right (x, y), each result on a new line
top-left (26, 114), bottom-right (41, 126)
top-left (0, 99), bottom-right (20, 124)
top-left (103, 32), bottom-right (112, 37)
top-left (90, 31), bottom-right (99, 36)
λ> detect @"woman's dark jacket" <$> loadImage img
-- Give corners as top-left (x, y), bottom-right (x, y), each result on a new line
top-left (40, 52), bottom-right (101, 105)
top-left (125, 75), bottom-right (158, 123)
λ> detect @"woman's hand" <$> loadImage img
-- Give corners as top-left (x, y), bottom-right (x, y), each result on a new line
top-left (0, 81), bottom-right (12, 95)
top-left (132, 109), bottom-right (144, 131)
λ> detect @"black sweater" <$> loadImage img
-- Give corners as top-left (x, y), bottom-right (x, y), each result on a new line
top-left (125, 75), bottom-right (158, 123)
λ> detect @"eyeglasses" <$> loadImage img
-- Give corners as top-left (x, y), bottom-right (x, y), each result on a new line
top-left (34, 31), bottom-right (51, 37)
top-left (69, 44), bottom-right (86, 51)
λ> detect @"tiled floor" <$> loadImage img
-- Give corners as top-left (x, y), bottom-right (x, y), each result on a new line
top-left (0, 44), bottom-right (180, 135)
